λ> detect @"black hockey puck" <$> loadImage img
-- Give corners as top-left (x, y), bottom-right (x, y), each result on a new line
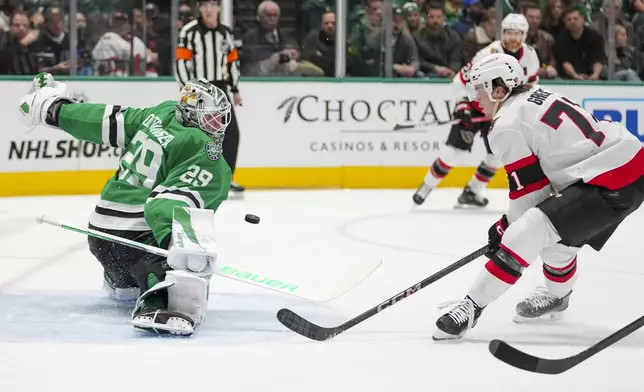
top-left (244, 214), bottom-right (260, 224)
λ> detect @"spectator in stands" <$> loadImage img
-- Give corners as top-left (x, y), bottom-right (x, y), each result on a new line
top-left (403, 2), bottom-right (424, 35)
top-left (444, 0), bottom-right (464, 23)
top-left (178, 2), bottom-right (194, 29)
top-left (75, 11), bottom-right (93, 75)
top-left (462, 7), bottom-right (496, 62)
top-left (612, 24), bottom-right (641, 80)
top-left (29, 6), bottom-right (44, 30)
top-left (356, 5), bottom-right (419, 77)
top-left (541, 0), bottom-right (566, 37)
top-left (0, 11), bottom-right (38, 74)
top-left (241, 1), bottom-right (320, 76)
top-left (450, 0), bottom-right (486, 37)
top-left (554, 8), bottom-right (605, 79)
top-left (348, 0), bottom-right (383, 54)
top-left (91, 11), bottom-right (155, 77)
top-left (147, 13), bottom-right (172, 76)
top-left (33, 7), bottom-right (70, 75)
top-left (416, 4), bottom-right (463, 78)
top-left (522, 2), bottom-right (558, 79)
top-left (0, 0), bottom-right (15, 32)
top-left (302, 10), bottom-right (348, 76)
top-left (592, 0), bottom-right (636, 47)
top-left (390, 5), bottom-right (420, 77)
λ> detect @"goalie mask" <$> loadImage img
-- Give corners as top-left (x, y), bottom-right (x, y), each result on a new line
top-left (176, 79), bottom-right (232, 137)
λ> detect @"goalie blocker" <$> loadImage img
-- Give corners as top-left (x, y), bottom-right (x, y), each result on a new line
top-left (89, 206), bottom-right (217, 336)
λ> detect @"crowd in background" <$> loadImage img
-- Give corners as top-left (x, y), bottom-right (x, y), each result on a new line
top-left (0, 0), bottom-right (642, 81)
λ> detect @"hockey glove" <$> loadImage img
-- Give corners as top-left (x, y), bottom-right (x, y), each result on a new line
top-left (19, 86), bottom-right (73, 128)
top-left (453, 100), bottom-right (473, 127)
top-left (486, 214), bottom-right (509, 257)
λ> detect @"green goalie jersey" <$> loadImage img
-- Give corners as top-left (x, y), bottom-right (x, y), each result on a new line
top-left (57, 100), bottom-right (232, 245)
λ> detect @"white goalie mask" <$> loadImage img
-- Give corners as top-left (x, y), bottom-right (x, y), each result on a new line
top-left (176, 79), bottom-right (232, 137)
top-left (466, 53), bottom-right (525, 104)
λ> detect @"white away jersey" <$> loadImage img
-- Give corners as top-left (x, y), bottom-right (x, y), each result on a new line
top-left (453, 41), bottom-right (540, 98)
top-left (488, 86), bottom-right (644, 222)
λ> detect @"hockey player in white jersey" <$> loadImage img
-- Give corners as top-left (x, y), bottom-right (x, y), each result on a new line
top-left (413, 13), bottom-right (540, 208)
top-left (433, 53), bottom-right (644, 340)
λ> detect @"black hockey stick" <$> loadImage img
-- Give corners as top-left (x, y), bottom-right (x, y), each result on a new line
top-left (489, 313), bottom-right (644, 374)
top-left (277, 245), bottom-right (488, 341)
top-left (393, 116), bottom-right (491, 130)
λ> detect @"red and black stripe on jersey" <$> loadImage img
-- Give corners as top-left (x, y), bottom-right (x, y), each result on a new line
top-left (505, 154), bottom-right (550, 200)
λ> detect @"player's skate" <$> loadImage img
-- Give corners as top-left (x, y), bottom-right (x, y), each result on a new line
top-left (433, 296), bottom-right (485, 340)
top-left (412, 182), bottom-right (433, 205)
top-left (513, 287), bottom-right (571, 323)
top-left (229, 182), bottom-right (245, 200)
top-left (455, 185), bottom-right (488, 208)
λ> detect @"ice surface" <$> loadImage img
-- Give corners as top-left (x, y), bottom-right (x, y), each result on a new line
top-left (1, 189), bottom-right (643, 392)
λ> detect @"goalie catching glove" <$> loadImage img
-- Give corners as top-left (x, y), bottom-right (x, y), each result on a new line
top-left (19, 72), bottom-right (75, 129)
top-left (132, 207), bottom-right (218, 336)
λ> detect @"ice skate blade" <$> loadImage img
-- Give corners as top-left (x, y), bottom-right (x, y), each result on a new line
top-left (103, 280), bottom-right (139, 301)
top-left (228, 191), bottom-right (245, 200)
top-left (454, 203), bottom-right (487, 209)
top-left (132, 317), bottom-right (195, 336)
top-left (513, 312), bottom-right (564, 324)
top-left (432, 328), bottom-right (465, 341)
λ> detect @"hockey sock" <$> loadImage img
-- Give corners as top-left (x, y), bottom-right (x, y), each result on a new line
top-left (424, 158), bottom-right (453, 187)
top-left (467, 248), bottom-right (524, 307)
top-left (467, 154), bottom-right (500, 194)
top-left (543, 257), bottom-right (578, 298)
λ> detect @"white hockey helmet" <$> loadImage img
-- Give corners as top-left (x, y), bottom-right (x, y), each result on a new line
top-left (466, 53), bottom-right (525, 104)
top-left (502, 13), bottom-right (529, 43)
top-left (176, 78), bottom-right (232, 138)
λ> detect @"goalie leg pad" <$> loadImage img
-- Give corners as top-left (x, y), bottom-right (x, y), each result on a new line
top-left (168, 207), bottom-right (218, 274)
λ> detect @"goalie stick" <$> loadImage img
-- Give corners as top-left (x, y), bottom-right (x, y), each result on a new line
top-left (489, 313), bottom-right (644, 374)
top-left (37, 215), bottom-right (382, 303)
top-left (393, 116), bottom-right (491, 130)
top-left (276, 244), bottom-right (488, 341)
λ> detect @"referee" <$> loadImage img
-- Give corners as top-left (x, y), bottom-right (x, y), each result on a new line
top-left (175, 0), bottom-right (245, 198)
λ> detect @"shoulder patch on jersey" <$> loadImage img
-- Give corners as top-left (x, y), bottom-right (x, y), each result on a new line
top-left (490, 48), bottom-right (499, 53)
top-left (205, 141), bottom-right (222, 161)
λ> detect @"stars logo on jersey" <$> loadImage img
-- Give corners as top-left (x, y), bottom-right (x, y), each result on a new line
top-left (205, 141), bottom-right (221, 161)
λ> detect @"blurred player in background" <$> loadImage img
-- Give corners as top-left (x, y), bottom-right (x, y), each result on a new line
top-left (433, 54), bottom-right (644, 340)
top-left (20, 73), bottom-right (233, 336)
top-left (413, 13), bottom-right (539, 208)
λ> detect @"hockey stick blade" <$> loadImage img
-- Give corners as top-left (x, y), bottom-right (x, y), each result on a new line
top-left (393, 117), bottom-right (491, 130)
top-left (489, 313), bottom-right (644, 374)
top-left (277, 245), bottom-right (488, 341)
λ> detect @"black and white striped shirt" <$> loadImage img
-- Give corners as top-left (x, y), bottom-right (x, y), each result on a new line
top-left (175, 18), bottom-right (240, 93)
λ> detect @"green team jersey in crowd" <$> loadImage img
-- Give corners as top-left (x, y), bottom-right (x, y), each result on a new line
top-left (57, 100), bottom-right (232, 245)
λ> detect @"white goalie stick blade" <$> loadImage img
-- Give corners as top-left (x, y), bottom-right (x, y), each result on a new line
top-left (215, 256), bottom-right (382, 302)
top-left (38, 215), bottom-right (382, 302)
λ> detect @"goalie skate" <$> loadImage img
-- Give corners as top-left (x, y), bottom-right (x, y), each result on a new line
top-left (131, 279), bottom-right (196, 336)
top-left (132, 309), bottom-right (195, 336)
top-left (513, 287), bottom-right (571, 324)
